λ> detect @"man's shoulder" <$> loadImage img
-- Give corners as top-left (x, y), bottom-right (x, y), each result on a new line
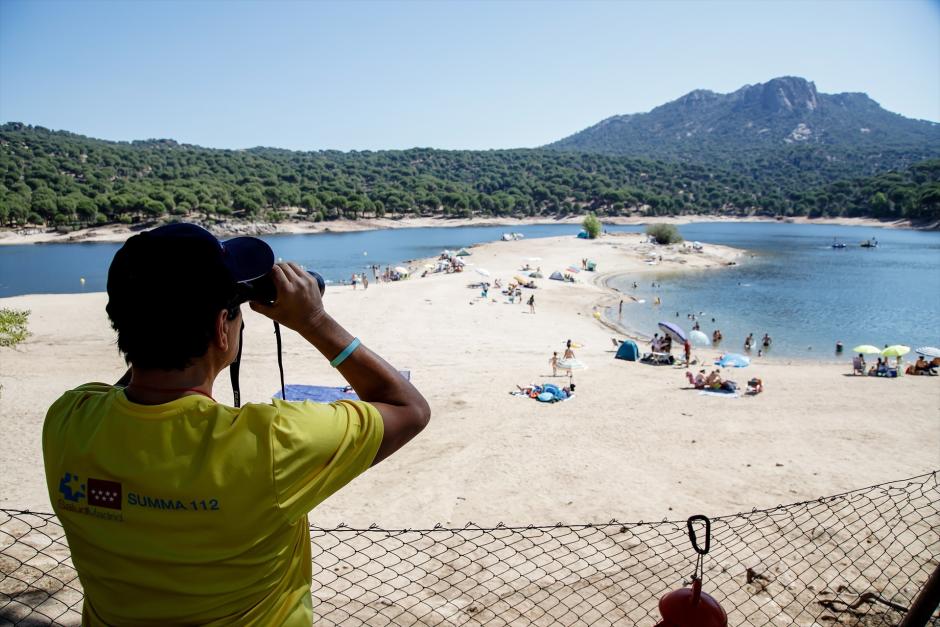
top-left (48, 383), bottom-right (116, 411)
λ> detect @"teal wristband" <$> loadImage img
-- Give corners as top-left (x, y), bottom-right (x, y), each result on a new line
top-left (330, 337), bottom-right (361, 368)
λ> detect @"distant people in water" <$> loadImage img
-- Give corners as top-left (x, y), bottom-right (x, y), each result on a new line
top-left (762, 333), bottom-right (772, 348)
top-left (712, 329), bottom-right (723, 344)
top-left (835, 341), bottom-right (843, 353)
top-left (744, 333), bottom-right (754, 351)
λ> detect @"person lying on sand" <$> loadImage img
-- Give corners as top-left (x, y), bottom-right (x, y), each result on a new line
top-left (685, 370), bottom-right (706, 389)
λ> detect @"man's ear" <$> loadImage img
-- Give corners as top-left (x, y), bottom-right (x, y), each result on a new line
top-left (215, 309), bottom-right (231, 351)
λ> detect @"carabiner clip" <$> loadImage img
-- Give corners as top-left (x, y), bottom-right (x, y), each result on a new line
top-left (687, 515), bottom-right (711, 555)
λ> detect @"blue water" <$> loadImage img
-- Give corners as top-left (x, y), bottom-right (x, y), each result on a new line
top-left (1, 221), bottom-right (938, 360)
top-left (605, 223), bottom-right (940, 360)
top-left (0, 223), bottom-right (615, 296)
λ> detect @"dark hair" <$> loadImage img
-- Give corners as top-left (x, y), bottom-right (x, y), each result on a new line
top-left (106, 234), bottom-right (239, 370)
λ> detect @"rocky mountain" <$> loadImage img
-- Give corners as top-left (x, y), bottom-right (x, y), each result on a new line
top-left (546, 77), bottom-right (940, 177)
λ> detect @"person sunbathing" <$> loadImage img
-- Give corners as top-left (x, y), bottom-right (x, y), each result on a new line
top-left (911, 356), bottom-right (927, 375)
top-left (705, 370), bottom-right (723, 389)
top-left (685, 370), bottom-right (707, 389)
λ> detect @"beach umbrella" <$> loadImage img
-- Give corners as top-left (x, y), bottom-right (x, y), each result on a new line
top-left (456, 248), bottom-right (471, 256)
top-left (916, 346), bottom-right (940, 358)
top-left (658, 321), bottom-right (688, 344)
top-left (689, 330), bottom-right (711, 347)
top-left (529, 271), bottom-right (544, 278)
top-left (852, 345), bottom-right (882, 355)
top-left (715, 353), bottom-right (750, 368)
top-left (881, 345), bottom-right (910, 358)
top-left (475, 268), bottom-right (491, 277)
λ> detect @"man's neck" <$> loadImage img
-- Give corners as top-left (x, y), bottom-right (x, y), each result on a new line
top-left (123, 366), bottom-right (217, 405)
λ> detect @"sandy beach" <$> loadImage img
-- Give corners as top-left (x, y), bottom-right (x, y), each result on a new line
top-left (1, 232), bottom-right (937, 529)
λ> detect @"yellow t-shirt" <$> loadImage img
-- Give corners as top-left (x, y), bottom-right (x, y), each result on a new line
top-left (42, 383), bottom-right (384, 626)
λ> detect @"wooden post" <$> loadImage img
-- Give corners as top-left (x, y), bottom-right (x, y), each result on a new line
top-left (899, 561), bottom-right (940, 627)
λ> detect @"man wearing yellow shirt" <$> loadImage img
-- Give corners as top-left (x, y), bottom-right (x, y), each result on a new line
top-left (43, 223), bottom-right (431, 625)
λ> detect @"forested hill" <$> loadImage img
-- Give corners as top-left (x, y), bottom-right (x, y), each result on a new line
top-left (546, 77), bottom-right (940, 177)
top-left (0, 122), bottom-right (938, 229)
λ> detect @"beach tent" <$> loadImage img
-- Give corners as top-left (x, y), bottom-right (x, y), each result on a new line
top-left (615, 340), bottom-right (640, 361)
top-left (549, 271), bottom-right (565, 281)
top-left (577, 231), bottom-right (589, 239)
top-left (456, 248), bottom-right (471, 256)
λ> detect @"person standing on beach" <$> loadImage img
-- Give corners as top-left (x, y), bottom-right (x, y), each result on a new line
top-left (684, 339), bottom-right (692, 366)
top-left (549, 351), bottom-right (559, 376)
top-left (42, 224), bottom-right (430, 626)
top-left (528, 294), bottom-right (535, 313)
top-left (564, 340), bottom-right (576, 361)
top-left (619, 299), bottom-right (624, 318)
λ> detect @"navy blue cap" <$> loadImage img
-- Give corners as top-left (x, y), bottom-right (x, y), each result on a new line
top-left (146, 223), bottom-right (274, 284)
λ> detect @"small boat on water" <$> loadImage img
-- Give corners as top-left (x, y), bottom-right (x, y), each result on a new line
top-left (860, 238), bottom-right (878, 248)
top-left (501, 232), bottom-right (525, 241)
top-left (831, 238), bottom-right (846, 249)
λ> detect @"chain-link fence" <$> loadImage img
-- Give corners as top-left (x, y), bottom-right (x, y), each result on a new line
top-left (3, 471), bottom-right (939, 626)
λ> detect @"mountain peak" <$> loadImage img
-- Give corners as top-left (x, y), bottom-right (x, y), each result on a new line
top-left (748, 76), bottom-right (819, 113)
top-left (546, 76), bottom-right (939, 159)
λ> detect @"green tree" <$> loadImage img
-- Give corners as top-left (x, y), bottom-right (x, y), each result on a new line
top-left (581, 213), bottom-right (601, 239)
top-left (646, 223), bottom-right (683, 245)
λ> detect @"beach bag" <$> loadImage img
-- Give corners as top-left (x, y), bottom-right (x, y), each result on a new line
top-left (537, 392), bottom-right (555, 403)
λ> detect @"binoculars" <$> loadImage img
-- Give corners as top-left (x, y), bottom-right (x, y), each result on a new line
top-left (235, 269), bottom-right (326, 305)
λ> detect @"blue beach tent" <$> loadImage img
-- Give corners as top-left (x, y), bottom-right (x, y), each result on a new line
top-left (577, 231), bottom-right (589, 239)
top-left (615, 340), bottom-right (640, 361)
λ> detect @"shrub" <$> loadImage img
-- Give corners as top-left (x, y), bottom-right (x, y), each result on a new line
top-left (0, 308), bottom-right (31, 348)
top-left (582, 213), bottom-right (601, 239)
top-left (646, 223), bottom-right (683, 245)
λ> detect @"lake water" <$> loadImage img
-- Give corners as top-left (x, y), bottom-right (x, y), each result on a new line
top-left (1, 221), bottom-right (938, 360)
top-left (604, 223), bottom-right (940, 360)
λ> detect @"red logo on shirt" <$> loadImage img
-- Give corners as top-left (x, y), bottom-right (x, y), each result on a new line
top-left (87, 478), bottom-right (122, 510)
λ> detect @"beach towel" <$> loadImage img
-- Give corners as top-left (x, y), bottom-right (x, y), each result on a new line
top-left (274, 384), bottom-right (360, 402)
top-left (698, 389), bottom-right (739, 399)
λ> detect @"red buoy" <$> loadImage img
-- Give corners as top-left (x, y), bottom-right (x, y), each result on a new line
top-left (654, 516), bottom-right (728, 627)
top-left (655, 577), bottom-right (727, 627)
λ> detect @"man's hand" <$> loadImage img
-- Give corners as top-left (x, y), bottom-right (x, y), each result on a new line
top-left (249, 263), bottom-right (326, 332)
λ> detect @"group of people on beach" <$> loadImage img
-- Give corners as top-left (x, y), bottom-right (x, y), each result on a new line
top-left (686, 369), bottom-right (737, 392)
top-left (350, 273), bottom-right (369, 289)
top-left (854, 353), bottom-right (939, 377)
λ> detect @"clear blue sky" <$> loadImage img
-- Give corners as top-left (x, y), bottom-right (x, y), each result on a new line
top-left (1, 0), bottom-right (937, 151)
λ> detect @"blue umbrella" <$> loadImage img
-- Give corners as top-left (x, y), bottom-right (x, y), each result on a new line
top-left (715, 353), bottom-right (750, 368)
top-left (658, 321), bottom-right (688, 344)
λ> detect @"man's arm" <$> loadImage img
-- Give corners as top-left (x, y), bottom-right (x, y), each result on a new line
top-left (251, 263), bottom-right (430, 466)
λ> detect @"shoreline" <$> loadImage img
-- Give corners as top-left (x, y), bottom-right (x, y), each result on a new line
top-left (0, 213), bottom-right (924, 246)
